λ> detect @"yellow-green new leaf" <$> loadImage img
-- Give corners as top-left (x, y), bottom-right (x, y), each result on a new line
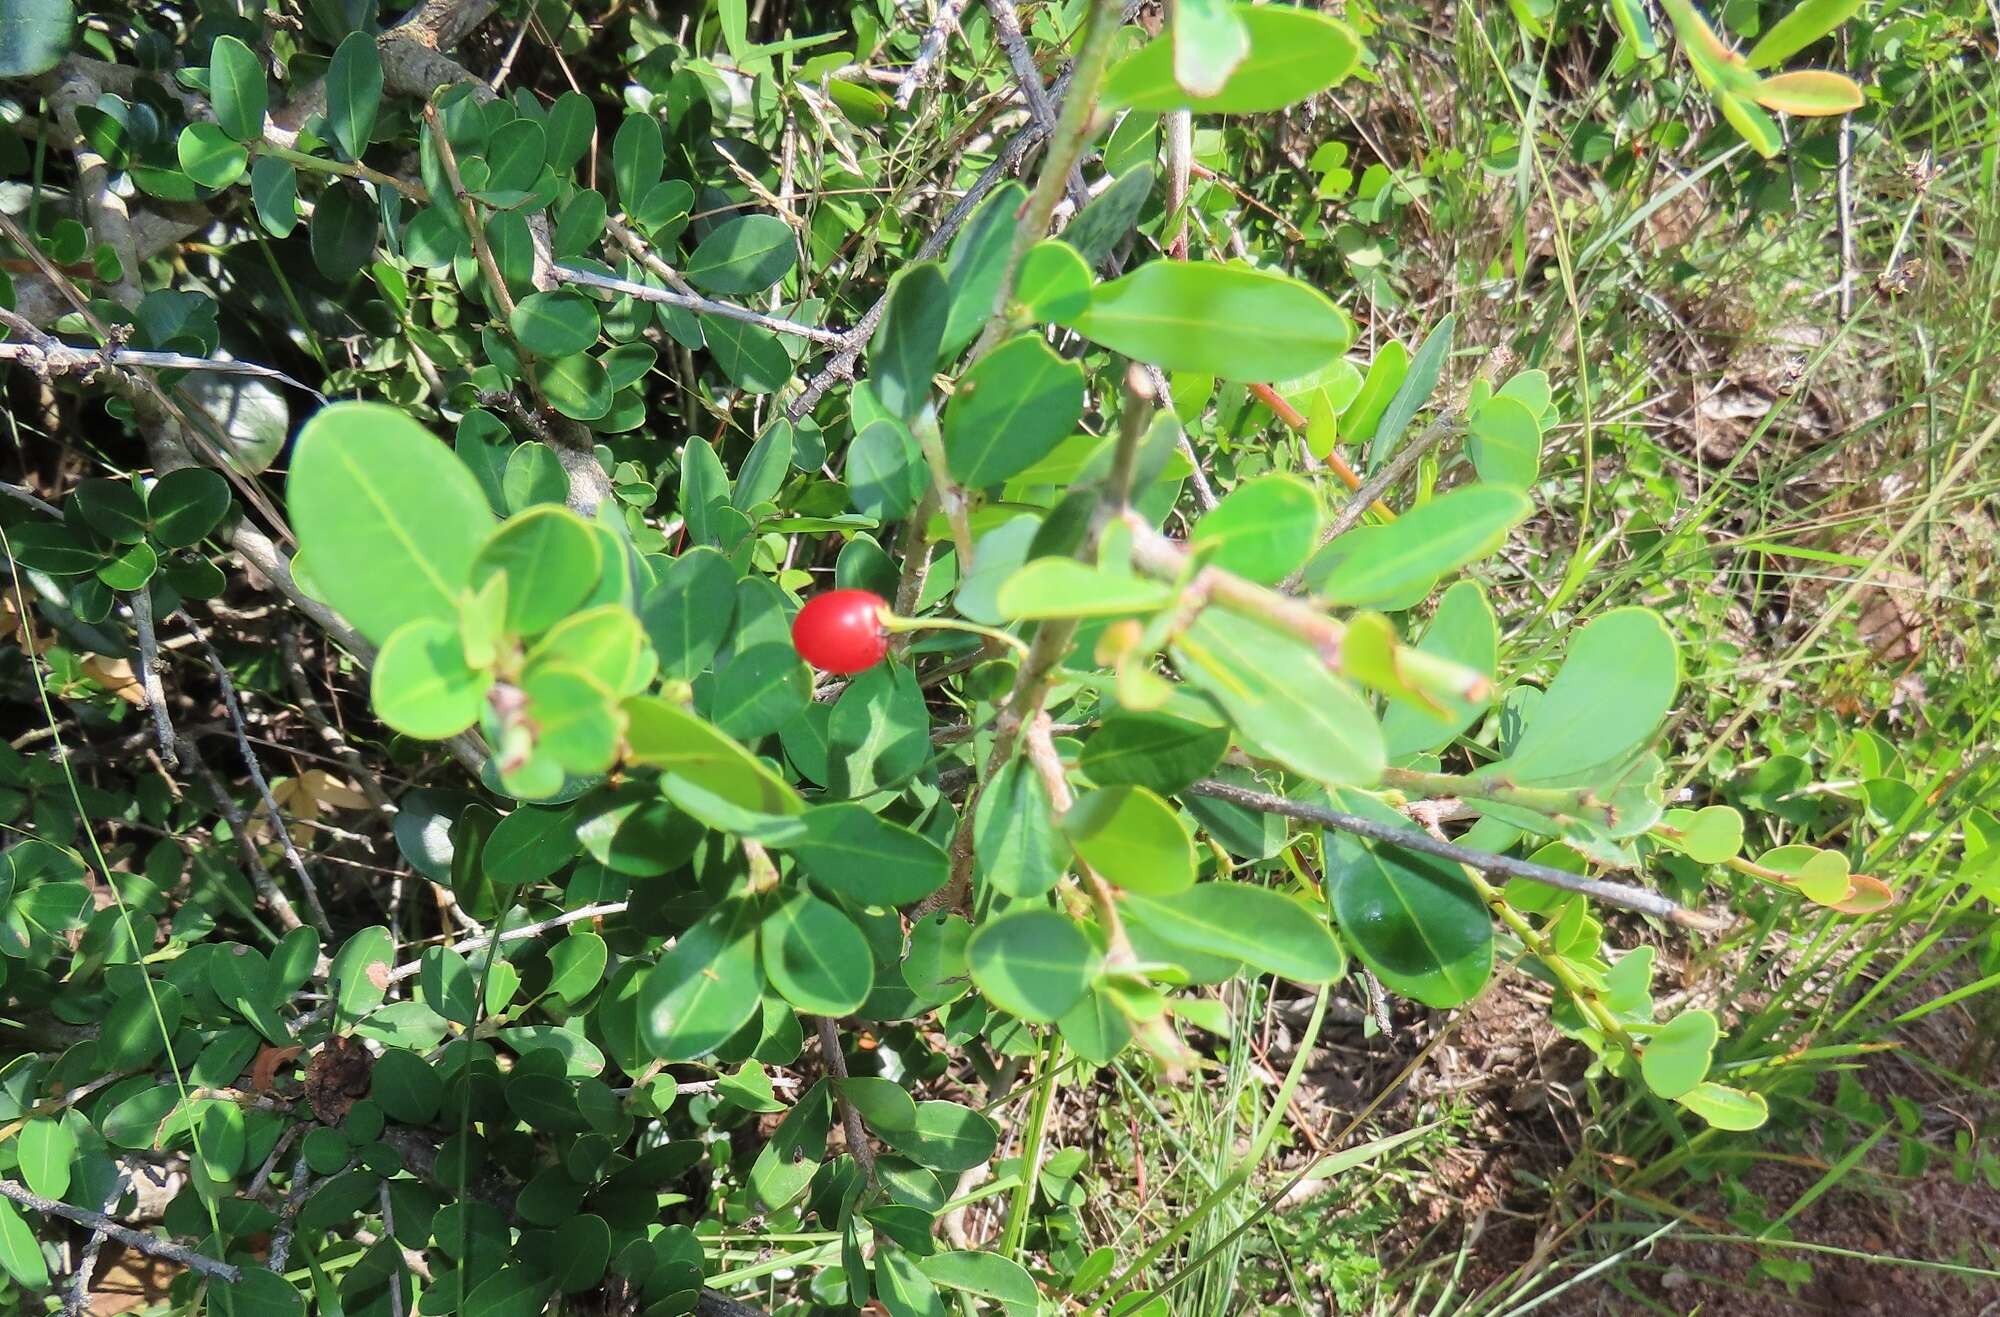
top-left (1752, 70), bottom-right (1864, 116)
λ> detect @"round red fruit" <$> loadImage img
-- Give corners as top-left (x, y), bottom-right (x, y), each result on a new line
top-left (792, 590), bottom-right (890, 674)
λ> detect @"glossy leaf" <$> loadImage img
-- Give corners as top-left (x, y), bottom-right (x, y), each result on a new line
top-left (1324, 788), bottom-right (1493, 1007)
top-left (1481, 607), bottom-right (1678, 786)
top-left (974, 758), bottom-right (1068, 899)
top-left (1380, 581), bottom-right (1497, 759)
top-left (288, 402), bottom-right (494, 645)
top-left (1103, 4), bottom-right (1361, 114)
top-left (871, 262), bottom-right (947, 424)
top-left (210, 35), bottom-right (266, 142)
top-left (1640, 1008), bottom-right (1718, 1099)
top-left (1676, 1081), bottom-right (1768, 1130)
top-left (327, 31), bottom-right (381, 160)
top-left (1745, 0), bottom-right (1862, 68)
top-left (1189, 474), bottom-right (1320, 583)
top-left (1123, 882), bottom-right (1345, 981)
top-left (373, 618), bottom-right (490, 739)
top-left (1066, 260), bottom-right (1351, 383)
top-left (762, 887), bottom-right (874, 1015)
top-left (1306, 485), bottom-right (1530, 605)
top-left (967, 907), bottom-right (1098, 1023)
top-left (1062, 785), bottom-right (1196, 895)
top-left (639, 900), bottom-right (761, 1060)
top-left (794, 804), bottom-right (950, 906)
top-left (1752, 70), bottom-right (1864, 116)
top-left (685, 214), bottom-right (797, 294)
top-left (1171, 612), bottom-right (1385, 787)
top-left (944, 335), bottom-right (1087, 487)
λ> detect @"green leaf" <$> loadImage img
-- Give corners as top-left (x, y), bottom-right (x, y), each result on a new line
top-left (511, 290), bottom-right (602, 358)
top-left (639, 899), bottom-right (761, 1061)
top-left (327, 30), bottom-right (382, 160)
top-left (0, 0), bottom-right (73, 78)
top-left (1666, 805), bottom-right (1745, 865)
top-left (610, 114), bottom-right (663, 207)
top-left (944, 335), bottom-right (1087, 487)
top-left (996, 559), bottom-right (1173, 620)
top-left (99, 980), bottom-right (182, 1069)
top-left (210, 35), bottom-right (266, 142)
top-left (553, 1215), bottom-right (612, 1294)
top-left (289, 401), bottom-right (492, 647)
top-left (1466, 395), bottom-right (1542, 488)
top-left (878, 1247), bottom-right (947, 1317)
top-left (879, 1101), bottom-right (1000, 1172)
top-left (1103, 3), bottom-right (1361, 113)
top-left (1062, 785), bottom-right (1196, 896)
top-left (623, 695), bottom-right (803, 815)
top-left (1340, 340), bottom-right (1407, 444)
top-left (967, 908), bottom-right (1098, 1023)
top-left (1745, 0), bottom-right (1861, 68)
top-left (1366, 314), bottom-right (1452, 471)
top-left (974, 758), bottom-right (1068, 899)
top-left (708, 643), bottom-right (810, 740)
top-left (1172, 0), bottom-right (1251, 96)
top-left (1640, 1008), bottom-right (1718, 1099)
top-left (1675, 1081), bottom-right (1769, 1131)
top-left (1189, 474), bottom-right (1320, 583)
top-left (1718, 91), bottom-right (1783, 157)
top-left (462, 1265), bottom-right (549, 1317)
top-left (919, 1250), bottom-right (1039, 1311)
top-left (1015, 240), bottom-right (1092, 322)
top-left (148, 467), bottom-right (231, 547)
top-left (18, 1117), bottom-right (76, 1199)
top-left (940, 182), bottom-right (1026, 354)
top-left (762, 887), bottom-right (874, 1015)
top-left (521, 664), bottom-right (622, 775)
top-left (0, 1198), bottom-right (50, 1289)
top-left (1171, 612), bottom-right (1385, 787)
top-left (1752, 69), bottom-right (1864, 116)
top-left (640, 547), bottom-right (737, 679)
top-left (685, 214), bottom-right (797, 294)
top-left (311, 179), bottom-right (378, 278)
top-left (533, 352), bottom-right (613, 420)
top-left (96, 540), bottom-right (157, 590)
top-left (471, 504), bottom-right (602, 636)
top-left (703, 314), bottom-right (791, 394)
top-left (1305, 486), bottom-right (1530, 605)
top-left (74, 477), bottom-right (147, 543)
top-left (1124, 882), bottom-right (1346, 981)
top-left (250, 156), bottom-right (299, 236)
top-left (372, 618), bottom-right (490, 739)
top-left (1323, 788), bottom-right (1493, 1007)
top-left (1380, 581), bottom-right (1497, 759)
top-left (1080, 711), bottom-right (1228, 795)
top-left (1065, 260), bottom-right (1352, 382)
top-left (794, 803), bottom-right (950, 906)
top-left (330, 926), bottom-right (396, 1026)
top-left (871, 262), bottom-right (947, 424)
top-left (528, 605), bottom-right (651, 694)
top-left (6, 522), bottom-right (99, 575)
top-left (178, 122), bottom-right (248, 189)
top-left (1481, 607), bottom-right (1679, 786)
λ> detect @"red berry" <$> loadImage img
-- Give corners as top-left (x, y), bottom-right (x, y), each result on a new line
top-left (792, 590), bottom-right (890, 674)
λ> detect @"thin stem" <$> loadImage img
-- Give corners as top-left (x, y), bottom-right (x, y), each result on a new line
top-left (816, 1015), bottom-right (878, 1185)
top-left (383, 901), bottom-right (627, 984)
top-left (1186, 780), bottom-right (1725, 931)
top-left (0, 1178), bottom-right (240, 1284)
top-left (999, 1031), bottom-right (1061, 1258)
top-left (884, 613), bottom-right (1029, 659)
top-left (1247, 382), bottom-right (1391, 519)
top-left (129, 587), bottom-right (176, 767)
top-left (254, 141), bottom-right (426, 199)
